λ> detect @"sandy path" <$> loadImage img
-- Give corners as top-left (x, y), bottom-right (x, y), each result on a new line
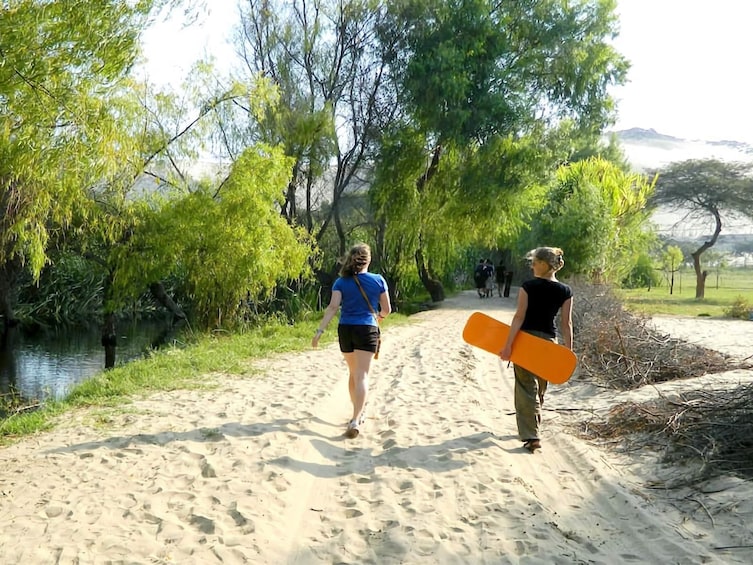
top-left (1, 290), bottom-right (751, 563)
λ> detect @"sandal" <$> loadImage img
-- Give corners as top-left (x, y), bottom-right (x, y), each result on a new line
top-left (523, 439), bottom-right (541, 452)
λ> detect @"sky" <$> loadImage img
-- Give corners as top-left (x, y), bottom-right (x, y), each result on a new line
top-left (610, 0), bottom-right (753, 143)
top-left (140, 0), bottom-right (753, 144)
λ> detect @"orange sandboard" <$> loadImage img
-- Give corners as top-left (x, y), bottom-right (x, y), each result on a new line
top-left (462, 311), bottom-right (576, 384)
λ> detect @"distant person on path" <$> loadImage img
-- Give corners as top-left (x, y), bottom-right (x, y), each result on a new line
top-left (503, 267), bottom-right (513, 298)
top-left (483, 259), bottom-right (495, 298)
top-left (499, 247), bottom-right (573, 453)
top-left (495, 261), bottom-right (506, 297)
top-left (473, 259), bottom-right (487, 298)
top-left (312, 243), bottom-right (391, 438)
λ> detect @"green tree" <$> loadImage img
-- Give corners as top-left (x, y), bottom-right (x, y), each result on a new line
top-left (371, 127), bottom-right (550, 301)
top-left (113, 144), bottom-right (311, 327)
top-left (652, 159), bottom-right (753, 299)
top-left (0, 0), bottom-right (169, 330)
top-left (661, 245), bottom-right (684, 295)
top-left (621, 252), bottom-right (660, 290)
top-left (525, 157), bottom-right (656, 283)
top-left (375, 0), bottom-right (628, 300)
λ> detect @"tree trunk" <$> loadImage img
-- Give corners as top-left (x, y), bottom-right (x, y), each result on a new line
top-left (415, 248), bottom-right (444, 302)
top-left (281, 160), bottom-right (300, 224)
top-left (691, 252), bottom-right (710, 299)
top-left (0, 256), bottom-right (22, 333)
top-left (691, 208), bottom-right (722, 300)
top-left (411, 146), bottom-right (445, 303)
top-left (101, 311), bottom-right (117, 369)
top-left (149, 282), bottom-right (186, 323)
top-left (692, 263), bottom-right (708, 300)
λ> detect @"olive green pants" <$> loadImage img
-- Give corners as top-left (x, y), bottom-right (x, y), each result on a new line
top-left (513, 330), bottom-right (554, 441)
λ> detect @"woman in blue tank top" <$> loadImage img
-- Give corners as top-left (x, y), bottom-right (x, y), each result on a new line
top-left (311, 243), bottom-right (391, 438)
top-left (499, 247), bottom-right (573, 452)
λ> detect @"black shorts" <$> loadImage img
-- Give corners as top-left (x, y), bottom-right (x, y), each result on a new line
top-left (338, 324), bottom-right (380, 353)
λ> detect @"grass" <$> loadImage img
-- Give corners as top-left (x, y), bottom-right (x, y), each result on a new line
top-left (0, 314), bottom-right (410, 444)
top-left (618, 267), bottom-right (753, 318)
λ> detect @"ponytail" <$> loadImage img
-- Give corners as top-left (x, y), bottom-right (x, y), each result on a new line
top-left (339, 243), bottom-right (371, 277)
top-left (527, 247), bottom-right (565, 273)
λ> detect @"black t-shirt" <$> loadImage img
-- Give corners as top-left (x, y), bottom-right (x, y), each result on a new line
top-left (474, 264), bottom-right (487, 281)
top-left (520, 277), bottom-right (573, 338)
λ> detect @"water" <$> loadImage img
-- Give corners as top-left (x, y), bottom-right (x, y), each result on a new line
top-left (1, 320), bottom-right (167, 402)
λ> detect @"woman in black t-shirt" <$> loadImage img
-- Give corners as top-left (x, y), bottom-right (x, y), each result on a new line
top-left (499, 247), bottom-right (573, 453)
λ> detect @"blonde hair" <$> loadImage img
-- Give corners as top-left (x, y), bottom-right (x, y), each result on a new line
top-left (527, 247), bottom-right (565, 272)
top-left (339, 243), bottom-right (371, 277)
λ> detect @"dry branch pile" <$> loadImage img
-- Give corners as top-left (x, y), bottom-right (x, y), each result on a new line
top-left (571, 282), bottom-right (743, 390)
top-left (570, 282), bottom-right (753, 482)
top-left (582, 387), bottom-right (753, 481)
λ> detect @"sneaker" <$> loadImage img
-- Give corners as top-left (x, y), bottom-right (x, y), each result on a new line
top-left (345, 419), bottom-right (360, 439)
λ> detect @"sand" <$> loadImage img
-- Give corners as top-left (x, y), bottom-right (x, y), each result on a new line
top-left (1, 289), bottom-right (752, 564)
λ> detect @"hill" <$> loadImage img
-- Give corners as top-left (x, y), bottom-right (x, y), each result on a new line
top-left (608, 127), bottom-right (753, 172)
top-left (609, 128), bottom-right (753, 238)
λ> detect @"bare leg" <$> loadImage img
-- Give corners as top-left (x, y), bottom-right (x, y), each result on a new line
top-left (342, 350), bottom-right (373, 422)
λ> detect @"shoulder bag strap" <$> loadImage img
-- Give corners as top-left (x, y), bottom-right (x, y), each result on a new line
top-left (353, 274), bottom-right (380, 325)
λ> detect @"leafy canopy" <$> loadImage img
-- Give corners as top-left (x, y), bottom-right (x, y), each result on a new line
top-left (113, 144), bottom-right (311, 326)
top-left (525, 157), bottom-right (656, 282)
top-left (0, 0), bottom-right (162, 276)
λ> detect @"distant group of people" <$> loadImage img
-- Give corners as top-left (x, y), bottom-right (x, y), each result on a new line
top-left (311, 242), bottom-right (573, 456)
top-left (473, 258), bottom-right (512, 298)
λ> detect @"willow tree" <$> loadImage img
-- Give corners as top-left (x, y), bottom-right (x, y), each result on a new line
top-left (524, 157), bottom-right (657, 283)
top-left (371, 126), bottom-right (551, 301)
top-left (374, 0), bottom-right (628, 300)
top-left (0, 0), bottom-right (171, 331)
top-left (652, 159), bottom-right (753, 299)
top-left (112, 144), bottom-right (311, 328)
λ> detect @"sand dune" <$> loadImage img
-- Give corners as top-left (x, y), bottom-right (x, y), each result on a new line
top-left (1, 290), bottom-right (751, 563)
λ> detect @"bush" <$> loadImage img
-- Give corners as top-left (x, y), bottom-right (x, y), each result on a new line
top-left (723, 295), bottom-right (752, 320)
top-left (621, 253), bottom-right (661, 289)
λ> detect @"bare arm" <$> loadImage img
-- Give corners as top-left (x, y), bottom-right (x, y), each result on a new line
top-left (378, 290), bottom-right (392, 321)
top-left (311, 290), bottom-right (342, 348)
top-left (499, 289), bottom-right (528, 360)
top-left (560, 297), bottom-right (573, 350)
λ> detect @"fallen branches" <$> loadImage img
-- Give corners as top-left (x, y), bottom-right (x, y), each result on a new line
top-left (571, 282), bottom-right (747, 390)
top-left (570, 282), bottom-right (753, 482)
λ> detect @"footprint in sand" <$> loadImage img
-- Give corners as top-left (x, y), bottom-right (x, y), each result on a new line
top-left (227, 503), bottom-right (256, 535)
top-left (189, 513), bottom-right (215, 534)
